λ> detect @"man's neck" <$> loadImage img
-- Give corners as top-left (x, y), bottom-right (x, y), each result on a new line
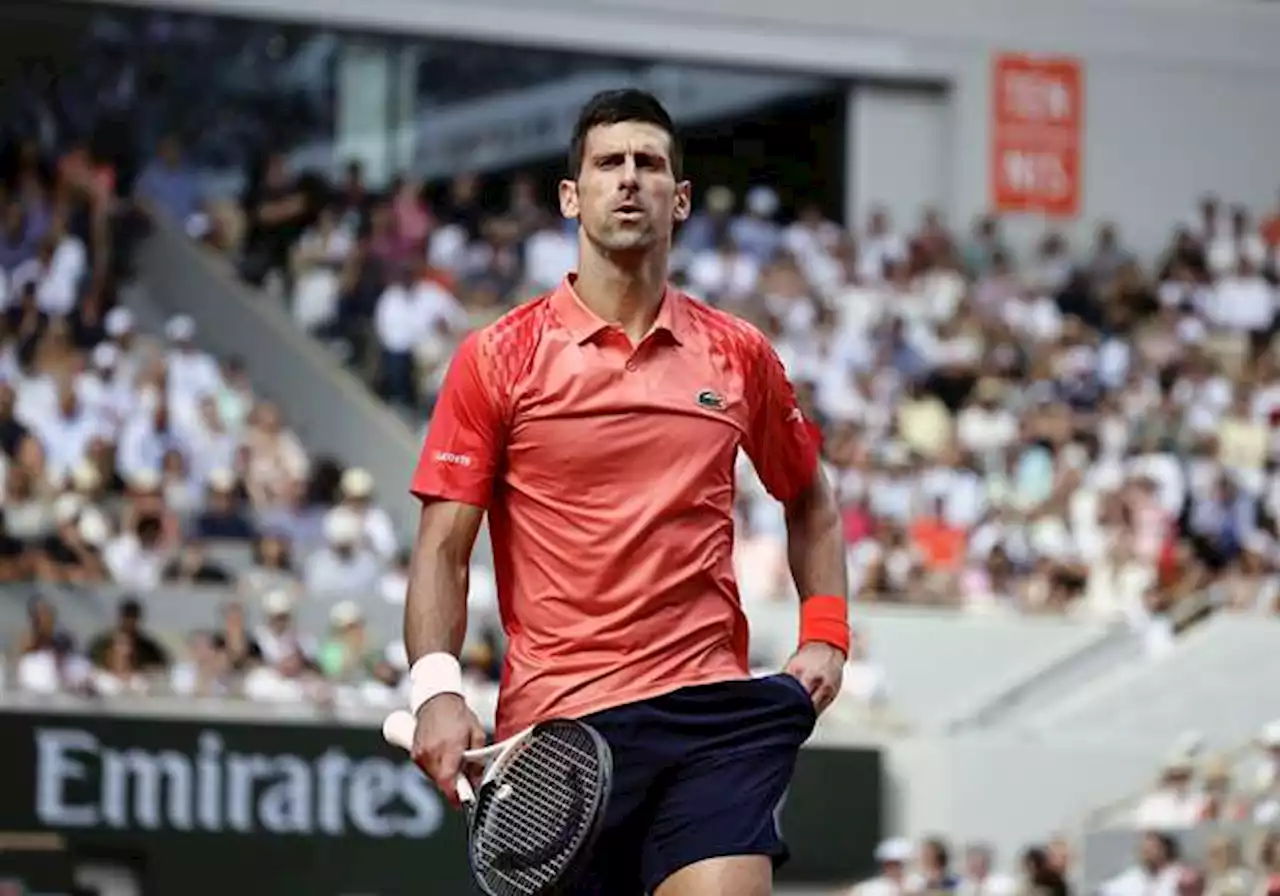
top-left (574, 247), bottom-right (668, 343)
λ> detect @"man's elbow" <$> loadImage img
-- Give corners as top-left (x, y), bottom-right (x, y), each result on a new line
top-left (783, 468), bottom-right (839, 528)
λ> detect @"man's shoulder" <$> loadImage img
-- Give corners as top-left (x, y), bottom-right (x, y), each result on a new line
top-left (675, 292), bottom-right (772, 359)
top-left (470, 293), bottom-right (555, 354)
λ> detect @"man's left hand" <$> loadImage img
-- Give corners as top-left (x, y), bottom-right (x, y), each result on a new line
top-left (783, 642), bottom-right (845, 716)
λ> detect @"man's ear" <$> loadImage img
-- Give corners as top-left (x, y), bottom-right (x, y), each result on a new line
top-left (673, 180), bottom-right (692, 223)
top-left (559, 179), bottom-right (580, 220)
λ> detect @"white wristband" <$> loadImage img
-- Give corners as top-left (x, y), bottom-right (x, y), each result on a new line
top-left (408, 652), bottom-right (465, 715)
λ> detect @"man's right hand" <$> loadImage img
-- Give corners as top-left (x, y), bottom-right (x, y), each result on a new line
top-left (411, 693), bottom-right (487, 808)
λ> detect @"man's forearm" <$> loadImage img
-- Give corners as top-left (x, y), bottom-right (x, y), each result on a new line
top-left (783, 468), bottom-right (848, 601)
top-left (404, 550), bottom-right (470, 661)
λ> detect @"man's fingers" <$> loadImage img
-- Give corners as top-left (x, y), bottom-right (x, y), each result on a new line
top-left (432, 747), bottom-right (465, 807)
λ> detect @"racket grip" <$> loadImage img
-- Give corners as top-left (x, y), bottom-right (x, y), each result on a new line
top-left (456, 775), bottom-right (476, 805)
top-left (382, 710), bottom-right (417, 751)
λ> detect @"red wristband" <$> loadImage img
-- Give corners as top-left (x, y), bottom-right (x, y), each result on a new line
top-left (799, 595), bottom-right (850, 656)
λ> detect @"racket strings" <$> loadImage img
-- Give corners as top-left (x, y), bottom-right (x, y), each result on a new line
top-left (478, 743), bottom-right (595, 878)
top-left (472, 727), bottom-right (606, 895)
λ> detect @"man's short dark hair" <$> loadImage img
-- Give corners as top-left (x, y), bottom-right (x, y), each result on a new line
top-left (568, 89), bottom-right (682, 180)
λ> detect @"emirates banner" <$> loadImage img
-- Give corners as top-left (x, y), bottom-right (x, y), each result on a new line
top-left (0, 710), bottom-right (882, 895)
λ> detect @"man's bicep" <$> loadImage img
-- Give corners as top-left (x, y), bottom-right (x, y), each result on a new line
top-left (743, 336), bottom-right (819, 502)
top-left (414, 499), bottom-right (486, 564)
top-left (410, 333), bottom-right (506, 508)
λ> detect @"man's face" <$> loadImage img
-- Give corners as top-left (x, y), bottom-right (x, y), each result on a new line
top-left (560, 121), bottom-right (690, 258)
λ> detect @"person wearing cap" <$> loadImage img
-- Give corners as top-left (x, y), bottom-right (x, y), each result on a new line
top-left (846, 837), bottom-right (916, 896)
top-left (318, 599), bottom-right (372, 682)
top-left (253, 589), bottom-right (316, 666)
top-left (1134, 746), bottom-right (1205, 830)
top-left (338, 467), bottom-right (397, 560)
top-left (76, 342), bottom-right (135, 434)
top-left (303, 506), bottom-right (381, 597)
top-left (165, 314), bottom-right (222, 430)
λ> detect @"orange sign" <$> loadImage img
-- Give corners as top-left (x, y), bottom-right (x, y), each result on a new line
top-left (989, 52), bottom-right (1083, 217)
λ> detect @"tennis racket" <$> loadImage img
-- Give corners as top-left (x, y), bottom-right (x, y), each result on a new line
top-left (383, 709), bottom-right (613, 896)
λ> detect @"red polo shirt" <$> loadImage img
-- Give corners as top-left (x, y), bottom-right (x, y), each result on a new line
top-left (411, 276), bottom-right (818, 738)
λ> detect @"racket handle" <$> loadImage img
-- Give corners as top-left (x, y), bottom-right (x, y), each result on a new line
top-left (382, 710), bottom-right (417, 751)
top-left (456, 775), bottom-right (476, 804)
top-left (386, 711), bottom-right (477, 805)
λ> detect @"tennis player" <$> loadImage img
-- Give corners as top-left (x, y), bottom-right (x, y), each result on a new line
top-left (404, 88), bottom-right (849, 896)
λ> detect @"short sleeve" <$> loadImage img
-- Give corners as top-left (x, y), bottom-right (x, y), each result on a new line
top-left (741, 334), bottom-right (819, 502)
top-left (410, 332), bottom-right (506, 509)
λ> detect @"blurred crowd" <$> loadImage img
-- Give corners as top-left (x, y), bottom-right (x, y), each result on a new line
top-left (1133, 724), bottom-right (1280, 830)
top-left (844, 832), bottom-right (1071, 896)
top-left (0, 128), bottom-right (512, 715)
top-left (151, 135), bottom-right (1280, 646)
top-left (839, 814), bottom-right (1280, 896)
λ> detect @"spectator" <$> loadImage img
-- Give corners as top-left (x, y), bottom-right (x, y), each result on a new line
top-left (16, 631), bottom-right (92, 696)
top-left (193, 469), bottom-right (256, 540)
top-left (919, 837), bottom-right (960, 892)
top-left (169, 631), bottom-right (233, 697)
top-left (1203, 835), bottom-right (1253, 896)
top-left (162, 539), bottom-right (232, 585)
top-left (241, 400), bottom-right (309, 509)
top-left (1135, 749), bottom-right (1205, 829)
top-left (240, 151), bottom-right (309, 286)
top-left (317, 599), bottom-right (370, 683)
top-left (103, 512), bottom-right (166, 589)
top-left (303, 506), bottom-right (380, 597)
top-left (218, 600), bottom-right (263, 672)
top-left (253, 589), bottom-right (314, 666)
top-left (237, 531), bottom-right (300, 600)
top-left (337, 466), bottom-right (397, 561)
top-left (93, 630), bottom-right (150, 696)
top-left (957, 843), bottom-right (1017, 896)
top-left (88, 597), bottom-right (169, 671)
top-left (849, 837), bottom-right (915, 896)
top-left (134, 135), bottom-right (206, 235)
top-left (1102, 832), bottom-right (1181, 896)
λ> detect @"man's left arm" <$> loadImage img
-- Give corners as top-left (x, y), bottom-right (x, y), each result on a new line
top-left (742, 334), bottom-right (849, 713)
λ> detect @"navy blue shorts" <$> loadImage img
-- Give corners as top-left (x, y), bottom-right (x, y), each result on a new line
top-left (567, 673), bottom-right (817, 895)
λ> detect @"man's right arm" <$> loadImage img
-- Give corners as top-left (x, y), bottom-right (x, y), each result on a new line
top-left (404, 331), bottom-right (506, 805)
top-left (404, 499), bottom-right (484, 662)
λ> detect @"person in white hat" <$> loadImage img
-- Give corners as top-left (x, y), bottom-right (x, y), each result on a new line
top-left (318, 599), bottom-right (369, 682)
top-left (252, 589), bottom-right (315, 667)
top-left (75, 342), bottom-right (135, 434)
top-left (845, 838), bottom-right (916, 896)
top-left (303, 506), bottom-right (381, 597)
top-left (1133, 744), bottom-right (1207, 830)
top-left (164, 314), bottom-right (222, 435)
top-left (338, 467), bottom-right (397, 560)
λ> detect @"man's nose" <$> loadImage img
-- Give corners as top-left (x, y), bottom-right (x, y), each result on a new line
top-left (619, 155), bottom-right (639, 186)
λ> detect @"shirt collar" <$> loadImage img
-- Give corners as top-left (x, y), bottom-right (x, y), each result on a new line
top-left (551, 274), bottom-right (685, 346)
